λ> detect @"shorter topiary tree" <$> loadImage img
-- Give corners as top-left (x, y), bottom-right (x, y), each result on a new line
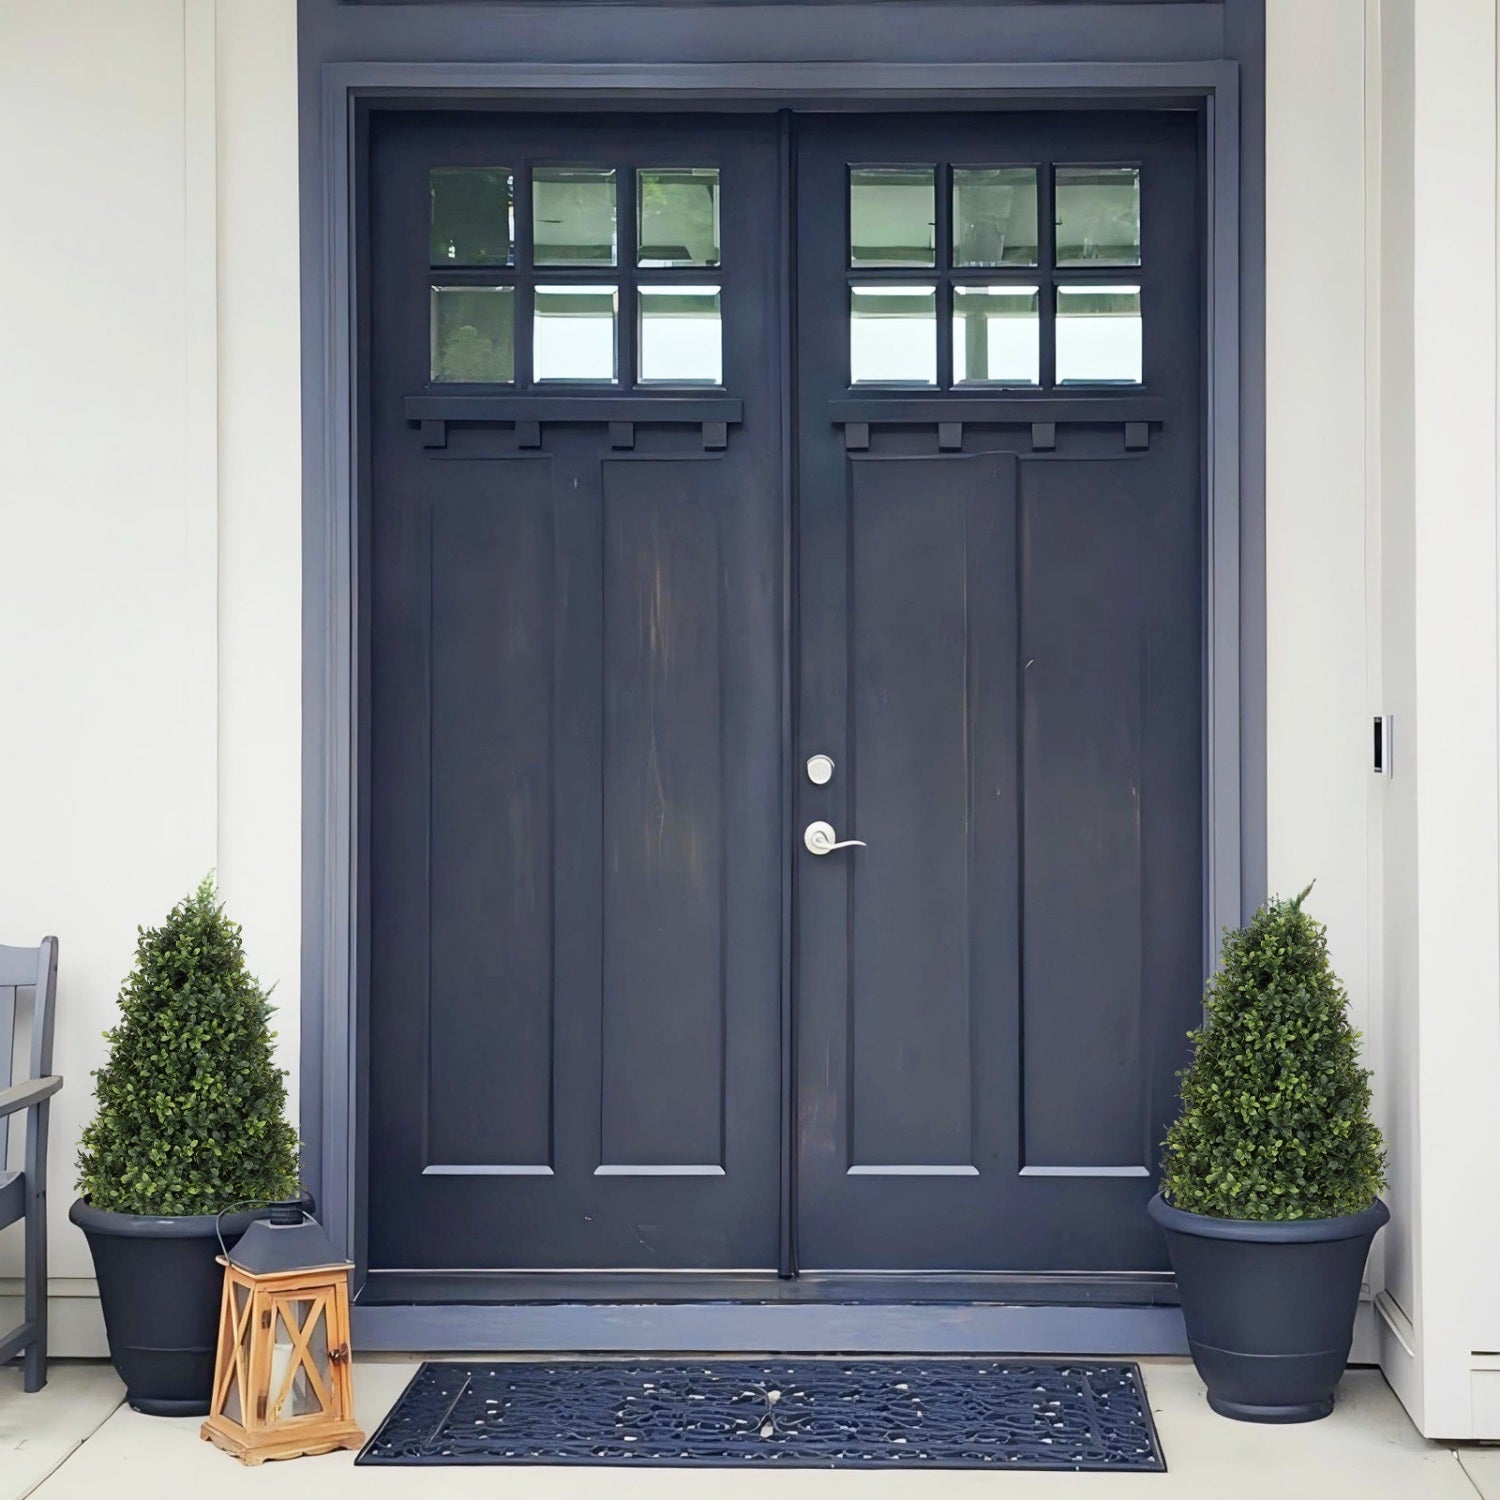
top-left (77, 876), bottom-right (300, 1215)
top-left (1160, 885), bottom-right (1386, 1221)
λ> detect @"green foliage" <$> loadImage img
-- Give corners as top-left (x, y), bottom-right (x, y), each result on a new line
top-left (1160, 886), bottom-right (1386, 1221)
top-left (77, 877), bottom-right (299, 1216)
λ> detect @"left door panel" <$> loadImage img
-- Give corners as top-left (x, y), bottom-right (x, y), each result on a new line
top-left (363, 113), bottom-right (784, 1272)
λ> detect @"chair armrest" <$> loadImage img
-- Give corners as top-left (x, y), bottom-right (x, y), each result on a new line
top-left (0, 1075), bottom-right (62, 1118)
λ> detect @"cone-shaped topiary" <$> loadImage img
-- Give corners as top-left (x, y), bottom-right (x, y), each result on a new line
top-left (77, 876), bottom-right (299, 1215)
top-left (1160, 885), bottom-right (1386, 1221)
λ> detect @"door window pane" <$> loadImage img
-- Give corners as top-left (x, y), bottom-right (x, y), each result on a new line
top-left (429, 168), bottom-right (514, 267)
top-left (533, 168), bottom-right (617, 267)
top-left (638, 285), bottom-right (722, 385)
top-left (953, 168), bottom-right (1038, 267)
top-left (1056, 167), bottom-right (1141, 267)
top-left (850, 167), bottom-right (936, 268)
top-left (638, 168), bottom-right (721, 268)
top-left (430, 286), bottom-right (515, 383)
top-left (534, 284), bottom-right (618, 381)
top-left (850, 285), bottom-right (936, 385)
top-left (1056, 285), bottom-right (1142, 384)
top-left (953, 285), bottom-right (1039, 386)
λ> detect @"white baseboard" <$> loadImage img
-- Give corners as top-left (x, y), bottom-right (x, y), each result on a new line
top-left (0, 1278), bottom-right (108, 1358)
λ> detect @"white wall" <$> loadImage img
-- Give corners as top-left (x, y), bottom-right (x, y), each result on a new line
top-left (3, 0), bottom-right (1497, 1434)
top-left (1270, 0), bottom-right (1500, 1441)
top-left (0, 0), bottom-right (301, 1354)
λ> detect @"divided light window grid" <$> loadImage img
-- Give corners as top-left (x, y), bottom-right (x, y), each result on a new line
top-left (428, 164), bottom-right (723, 388)
top-left (847, 162), bottom-right (1142, 390)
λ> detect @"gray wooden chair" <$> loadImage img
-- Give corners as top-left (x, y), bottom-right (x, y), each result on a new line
top-left (1, 939), bottom-right (60, 1391)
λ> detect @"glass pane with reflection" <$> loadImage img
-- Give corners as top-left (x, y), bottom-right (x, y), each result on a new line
top-left (850, 284), bottom-right (936, 385)
top-left (429, 286), bottom-right (515, 383)
top-left (534, 284), bottom-right (618, 382)
top-left (638, 169), bottom-right (721, 268)
top-left (953, 285), bottom-right (1039, 386)
top-left (533, 168), bottom-right (617, 267)
top-left (639, 285), bottom-right (722, 385)
top-left (953, 168), bottom-right (1038, 267)
top-left (1056, 167), bottom-right (1141, 267)
top-left (429, 168), bottom-right (514, 267)
top-left (850, 167), bottom-right (936, 268)
top-left (1056, 285), bottom-right (1142, 384)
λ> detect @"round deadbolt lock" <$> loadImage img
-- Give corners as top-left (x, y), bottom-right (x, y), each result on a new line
top-left (806, 754), bottom-right (835, 786)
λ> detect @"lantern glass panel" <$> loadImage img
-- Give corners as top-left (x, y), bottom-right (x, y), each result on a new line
top-left (222, 1282), bottom-right (251, 1426)
top-left (270, 1298), bottom-right (331, 1420)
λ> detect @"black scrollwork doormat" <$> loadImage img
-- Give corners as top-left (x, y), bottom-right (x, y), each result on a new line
top-left (357, 1359), bottom-right (1164, 1471)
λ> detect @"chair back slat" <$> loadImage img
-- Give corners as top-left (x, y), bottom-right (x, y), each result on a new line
top-left (0, 981), bottom-right (13, 1166)
top-left (0, 941), bottom-right (58, 1168)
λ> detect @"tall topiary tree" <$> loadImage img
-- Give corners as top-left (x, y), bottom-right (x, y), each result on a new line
top-left (77, 876), bottom-right (299, 1215)
top-left (1161, 885), bottom-right (1386, 1221)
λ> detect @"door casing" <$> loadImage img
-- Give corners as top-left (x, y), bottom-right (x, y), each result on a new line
top-left (305, 60), bottom-right (1243, 1353)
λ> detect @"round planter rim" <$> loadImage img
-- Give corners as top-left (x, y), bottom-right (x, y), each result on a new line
top-left (1147, 1190), bottom-right (1389, 1244)
top-left (69, 1192), bottom-right (314, 1241)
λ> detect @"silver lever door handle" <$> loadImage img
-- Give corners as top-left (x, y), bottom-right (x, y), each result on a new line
top-left (804, 820), bottom-right (867, 856)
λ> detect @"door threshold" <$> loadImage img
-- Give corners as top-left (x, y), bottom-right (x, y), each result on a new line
top-left (357, 1270), bottom-right (1179, 1308)
top-left (351, 1292), bottom-right (1187, 1356)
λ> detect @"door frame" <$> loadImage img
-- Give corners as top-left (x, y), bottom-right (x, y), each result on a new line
top-left (304, 61), bottom-right (1242, 1352)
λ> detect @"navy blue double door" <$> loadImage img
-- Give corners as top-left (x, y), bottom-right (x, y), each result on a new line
top-left (366, 109), bottom-right (1203, 1279)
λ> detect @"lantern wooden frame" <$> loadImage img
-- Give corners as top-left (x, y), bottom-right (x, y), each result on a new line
top-left (201, 1256), bottom-right (365, 1465)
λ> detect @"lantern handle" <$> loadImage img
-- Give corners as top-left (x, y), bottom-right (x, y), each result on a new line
top-left (214, 1188), bottom-right (312, 1266)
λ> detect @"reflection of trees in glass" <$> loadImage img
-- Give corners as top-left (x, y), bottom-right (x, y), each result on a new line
top-left (431, 288), bottom-right (515, 383)
top-left (429, 169), bottom-right (513, 267)
top-left (1056, 169), bottom-right (1140, 266)
top-left (638, 170), bottom-right (720, 266)
top-left (534, 170), bottom-right (617, 265)
top-left (434, 324), bottom-right (504, 382)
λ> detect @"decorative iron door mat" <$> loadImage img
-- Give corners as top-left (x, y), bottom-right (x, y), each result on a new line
top-left (357, 1359), bottom-right (1164, 1471)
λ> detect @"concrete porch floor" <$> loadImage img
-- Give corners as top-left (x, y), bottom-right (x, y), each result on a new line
top-left (4, 1357), bottom-right (1498, 1499)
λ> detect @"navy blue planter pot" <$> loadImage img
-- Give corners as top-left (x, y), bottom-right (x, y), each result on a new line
top-left (1149, 1193), bottom-right (1389, 1423)
top-left (70, 1194), bottom-right (314, 1417)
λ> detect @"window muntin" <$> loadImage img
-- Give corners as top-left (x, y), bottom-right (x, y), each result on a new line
top-left (425, 164), bottom-right (726, 389)
top-left (843, 161), bottom-right (1144, 389)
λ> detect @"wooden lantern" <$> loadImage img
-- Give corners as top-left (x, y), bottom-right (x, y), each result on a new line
top-left (201, 1203), bottom-right (365, 1465)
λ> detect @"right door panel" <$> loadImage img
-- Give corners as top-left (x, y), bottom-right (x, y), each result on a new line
top-left (794, 112), bottom-right (1204, 1272)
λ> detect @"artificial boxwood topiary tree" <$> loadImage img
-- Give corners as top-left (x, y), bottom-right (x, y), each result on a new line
top-left (1160, 885), bottom-right (1386, 1221)
top-left (77, 876), bottom-right (299, 1216)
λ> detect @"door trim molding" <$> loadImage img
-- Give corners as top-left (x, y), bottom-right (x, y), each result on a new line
top-left (304, 61), bottom-right (1243, 1318)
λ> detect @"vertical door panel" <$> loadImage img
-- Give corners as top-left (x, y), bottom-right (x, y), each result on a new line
top-left (600, 458), bottom-right (727, 1172)
top-left (428, 468), bottom-right (556, 1172)
top-left (845, 455), bottom-right (1012, 1173)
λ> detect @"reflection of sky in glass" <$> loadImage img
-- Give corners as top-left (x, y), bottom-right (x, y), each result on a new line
top-left (1057, 286), bottom-right (1142, 384)
top-left (639, 286), bottom-right (722, 385)
top-left (534, 285), bottom-right (617, 382)
top-left (850, 285), bottom-right (937, 385)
